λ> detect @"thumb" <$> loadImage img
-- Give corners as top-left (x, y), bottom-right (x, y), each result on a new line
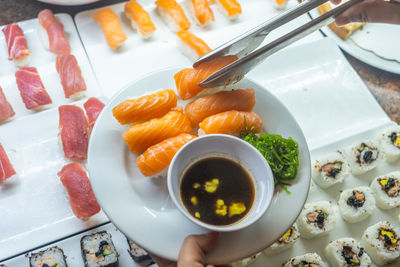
top-left (335, 0), bottom-right (400, 25)
top-left (177, 232), bottom-right (219, 267)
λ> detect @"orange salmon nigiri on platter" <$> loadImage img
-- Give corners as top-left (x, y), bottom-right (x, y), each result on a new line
top-left (177, 30), bottom-right (211, 61)
top-left (155, 0), bottom-right (191, 32)
top-left (123, 110), bottom-right (192, 154)
top-left (137, 133), bottom-right (196, 177)
top-left (199, 110), bottom-right (263, 135)
top-left (93, 8), bottom-right (127, 50)
top-left (112, 89), bottom-right (178, 125)
top-left (185, 88), bottom-right (255, 126)
top-left (215, 0), bottom-right (242, 20)
top-left (174, 55), bottom-right (238, 100)
top-left (124, 0), bottom-right (156, 39)
top-left (185, 0), bottom-right (214, 27)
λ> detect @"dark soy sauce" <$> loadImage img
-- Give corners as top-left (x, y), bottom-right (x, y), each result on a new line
top-left (180, 157), bottom-right (255, 226)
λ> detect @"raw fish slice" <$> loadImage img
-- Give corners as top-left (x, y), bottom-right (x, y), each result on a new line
top-left (174, 55), bottom-right (238, 100)
top-left (185, 0), bottom-right (214, 26)
top-left (93, 8), bottom-right (127, 50)
top-left (155, 0), bottom-right (191, 32)
top-left (58, 163), bottom-right (101, 220)
top-left (0, 86), bottom-right (15, 122)
top-left (38, 9), bottom-right (71, 55)
top-left (199, 110), bottom-right (263, 135)
top-left (216, 0), bottom-right (241, 19)
top-left (112, 89), bottom-right (177, 125)
top-left (124, 0), bottom-right (156, 39)
top-left (177, 30), bottom-right (211, 61)
top-left (123, 110), bottom-right (192, 153)
top-left (15, 67), bottom-right (52, 110)
top-left (59, 105), bottom-right (89, 160)
top-left (137, 133), bottom-right (196, 176)
top-left (83, 97), bottom-right (105, 129)
top-left (56, 54), bottom-right (87, 100)
top-left (185, 88), bottom-right (255, 126)
top-left (0, 143), bottom-right (16, 182)
top-left (2, 23), bottom-right (30, 66)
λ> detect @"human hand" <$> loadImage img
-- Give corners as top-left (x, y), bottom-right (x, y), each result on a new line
top-left (330, 0), bottom-right (400, 25)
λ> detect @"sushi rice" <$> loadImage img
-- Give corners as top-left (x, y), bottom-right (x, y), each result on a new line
top-left (283, 252), bottom-right (326, 267)
top-left (156, 5), bottom-right (183, 32)
top-left (379, 124), bottom-right (400, 163)
top-left (371, 171), bottom-right (400, 210)
top-left (176, 33), bottom-right (203, 61)
top-left (81, 231), bottom-right (119, 267)
top-left (29, 246), bottom-right (68, 267)
top-left (263, 223), bottom-right (300, 255)
top-left (234, 252), bottom-right (262, 267)
top-left (344, 140), bottom-right (380, 175)
top-left (338, 186), bottom-right (376, 223)
top-left (324, 237), bottom-right (372, 267)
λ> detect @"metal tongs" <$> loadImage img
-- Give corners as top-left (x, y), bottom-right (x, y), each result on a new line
top-left (195, 0), bottom-right (362, 88)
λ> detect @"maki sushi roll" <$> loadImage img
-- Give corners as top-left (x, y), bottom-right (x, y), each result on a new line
top-left (146, 262), bottom-right (158, 267)
top-left (311, 152), bottom-right (350, 189)
top-left (379, 125), bottom-right (400, 163)
top-left (264, 223), bottom-right (300, 255)
top-left (297, 201), bottom-right (337, 239)
top-left (127, 238), bottom-right (151, 262)
top-left (371, 171), bottom-right (400, 210)
top-left (283, 253), bottom-right (325, 267)
top-left (338, 186), bottom-right (376, 223)
top-left (238, 252), bottom-right (261, 266)
top-left (344, 140), bottom-right (380, 175)
top-left (29, 246), bottom-right (68, 267)
top-left (325, 237), bottom-right (371, 267)
top-left (361, 221), bottom-right (400, 265)
top-left (81, 231), bottom-right (118, 267)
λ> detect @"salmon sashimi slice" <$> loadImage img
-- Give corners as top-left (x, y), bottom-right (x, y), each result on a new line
top-left (0, 86), bottom-right (15, 122)
top-left (0, 143), bottom-right (16, 182)
top-left (2, 23), bottom-right (30, 66)
top-left (83, 97), bottom-right (105, 130)
top-left (124, 0), bottom-right (156, 39)
top-left (155, 0), bottom-right (191, 32)
top-left (59, 105), bottom-right (89, 160)
top-left (199, 110), bottom-right (263, 135)
top-left (123, 110), bottom-right (192, 153)
top-left (177, 30), bottom-right (211, 61)
top-left (93, 8), bottom-right (127, 50)
top-left (185, 88), bottom-right (255, 126)
top-left (216, 0), bottom-right (241, 19)
top-left (174, 55), bottom-right (238, 100)
top-left (15, 67), bottom-right (52, 110)
top-left (137, 133), bottom-right (196, 176)
top-left (186, 0), bottom-right (214, 26)
top-left (112, 89), bottom-right (178, 125)
top-left (38, 9), bottom-right (71, 55)
top-left (56, 54), bottom-right (87, 100)
top-left (58, 163), bottom-right (101, 220)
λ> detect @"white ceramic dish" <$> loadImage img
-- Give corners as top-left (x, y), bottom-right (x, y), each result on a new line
top-left (36, 0), bottom-right (102, 6)
top-left (87, 67), bottom-right (311, 264)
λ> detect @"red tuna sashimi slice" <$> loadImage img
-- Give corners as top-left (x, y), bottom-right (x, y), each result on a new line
top-left (56, 54), bottom-right (87, 99)
top-left (2, 23), bottom-right (30, 63)
top-left (58, 163), bottom-right (101, 220)
top-left (0, 86), bottom-right (15, 121)
top-left (38, 9), bottom-right (71, 55)
top-left (59, 105), bottom-right (89, 160)
top-left (0, 143), bottom-right (16, 182)
top-left (15, 67), bottom-right (52, 110)
top-left (83, 97), bottom-right (105, 129)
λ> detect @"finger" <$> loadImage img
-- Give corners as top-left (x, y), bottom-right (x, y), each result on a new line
top-left (178, 232), bottom-right (219, 267)
top-left (335, 0), bottom-right (400, 25)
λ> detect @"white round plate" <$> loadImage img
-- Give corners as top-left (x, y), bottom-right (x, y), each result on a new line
top-left (35, 0), bottom-right (101, 5)
top-left (309, 10), bottom-right (400, 75)
top-left (87, 67), bottom-right (311, 265)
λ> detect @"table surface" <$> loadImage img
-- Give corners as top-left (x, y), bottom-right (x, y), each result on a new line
top-left (2, 0), bottom-right (399, 123)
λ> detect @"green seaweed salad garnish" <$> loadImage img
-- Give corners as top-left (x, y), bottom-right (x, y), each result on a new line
top-left (241, 132), bottom-right (299, 194)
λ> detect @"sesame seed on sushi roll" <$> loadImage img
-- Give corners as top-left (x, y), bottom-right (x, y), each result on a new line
top-left (361, 221), bottom-right (400, 265)
top-left (80, 231), bottom-right (119, 267)
top-left (29, 246), bottom-right (68, 267)
top-left (371, 171), bottom-right (400, 210)
top-left (296, 201), bottom-right (337, 239)
top-left (126, 238), bottom-right (151, 263)
top-left (311, 152), bottom-right (350, 189)
top-left (344, 140), bottom-right (380, 175)
top-left (283, 253), bottom-right (326, 267)
top-left (338, 186), bottom-right (376, 223)
top-left (324, 237), bottom-right (371, 267)
top-left (264, 223), bottom-right (300, 255)
top-left (379, 125), bottom-right (400, 163)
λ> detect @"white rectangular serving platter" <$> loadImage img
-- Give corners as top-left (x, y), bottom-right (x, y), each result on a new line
top-left (0, 15), bottom-right (108, 261)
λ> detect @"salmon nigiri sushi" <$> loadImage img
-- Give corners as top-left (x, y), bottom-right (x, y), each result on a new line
top-left (93, 8), bottom-right (127, 50)
top-left (199, 110), bottom-right (263, 135)
top-left (185, 88), bottom-right (255, 126)
top-left (174, 55), bottom-right (238, 100)
top-left (112, 89), bottom-right (177, 125)
top-left (155, 0), bottom-right (191, 32)
top-left (124, 0), bottom-right (156, 39)
top-left (215, 0), bottom-right (241, 20)
top-left (177, 30), bottom-right (211, 61)
top-left (2, 23), bottom-right (30, 67)
top-left (0, 86), bottom-right (15, 122)
top-left (185, 0), bottom-right (214, 27)
top-left (123, 110), bottom-right (191, 154)
top-left (137, 133), bottom-right (196, 177)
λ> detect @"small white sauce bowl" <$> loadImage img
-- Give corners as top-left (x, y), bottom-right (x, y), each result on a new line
top-left (167, 134), bottom-right (274, 232)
